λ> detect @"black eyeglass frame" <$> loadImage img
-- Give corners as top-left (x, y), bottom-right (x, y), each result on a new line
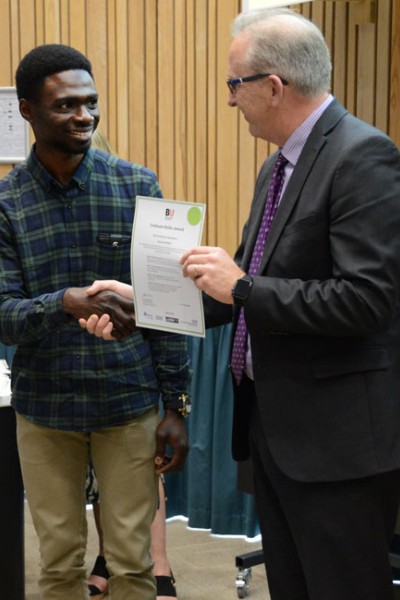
top-left (226, 73), bottom-right (289, 94)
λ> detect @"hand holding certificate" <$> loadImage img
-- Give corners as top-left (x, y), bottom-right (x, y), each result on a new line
top-left (131, 196), bottom-right (206, 337)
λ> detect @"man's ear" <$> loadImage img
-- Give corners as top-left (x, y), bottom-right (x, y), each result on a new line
top-left (19, 99), bottom-right (33, 123)
top-left (269, 75), bottom-right (285, 105)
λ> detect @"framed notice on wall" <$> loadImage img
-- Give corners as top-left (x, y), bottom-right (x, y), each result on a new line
top-left (0, 87), bottom-right (29, 163)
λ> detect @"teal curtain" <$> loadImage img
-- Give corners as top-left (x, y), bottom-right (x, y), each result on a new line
top-left (0, 344), bottom-right (15, 366)
top-left (165, 325), bottom-right (259, 537)
top-left (0, 325), bottom-right (259, 537)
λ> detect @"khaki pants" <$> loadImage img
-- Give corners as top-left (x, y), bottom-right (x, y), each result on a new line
top-left (17, 409), bottom-right (159, 600)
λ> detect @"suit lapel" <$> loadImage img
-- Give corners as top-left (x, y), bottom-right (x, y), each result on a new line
top-left (257, 140), bottom-right (326, 272)
top-left (255, 100), bottom-right (347, 273)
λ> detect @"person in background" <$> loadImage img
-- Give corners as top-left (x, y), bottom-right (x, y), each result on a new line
top-left (84, 8), bottom-right (400, 600)
top-left (86, 129), bottom-right (178, 600)
top-left (0, 44), bottom-right (191, 600)
top-left (86, 464), bottom-right (176, 599)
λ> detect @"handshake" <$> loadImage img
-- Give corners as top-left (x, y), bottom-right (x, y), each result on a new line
top-left (63, 280), bottom-right (136, 340)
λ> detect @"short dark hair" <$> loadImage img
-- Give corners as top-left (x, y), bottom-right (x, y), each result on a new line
top-left (15, 44), bottom-right (94, 101)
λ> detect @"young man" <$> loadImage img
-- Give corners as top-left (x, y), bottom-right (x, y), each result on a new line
top-left (0, 44), bottom-right (191, 600)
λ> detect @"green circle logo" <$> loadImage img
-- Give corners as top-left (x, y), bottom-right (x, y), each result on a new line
top-left (187, 206), bottom-right (202, 226)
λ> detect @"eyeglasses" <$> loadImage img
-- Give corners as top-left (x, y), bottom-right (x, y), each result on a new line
top-left (226, 73), bottom-right (289, 94)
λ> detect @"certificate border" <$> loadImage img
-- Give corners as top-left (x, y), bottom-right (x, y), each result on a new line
top-left (131, 196), bottom-right (206, 338)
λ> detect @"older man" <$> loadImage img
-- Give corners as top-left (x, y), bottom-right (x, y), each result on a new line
top-left (180, 8), bottom-right (400, 600)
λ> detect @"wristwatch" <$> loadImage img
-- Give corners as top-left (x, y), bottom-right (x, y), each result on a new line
top-left (164, 394), bottom-right (192, 417)
top-left (231, 275), bottom-right (254, 306)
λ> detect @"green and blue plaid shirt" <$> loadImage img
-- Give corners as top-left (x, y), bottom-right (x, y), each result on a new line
top-left (0, 147), bottom-right (191, 431)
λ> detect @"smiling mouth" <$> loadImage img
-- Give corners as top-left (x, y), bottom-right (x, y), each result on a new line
top-left (68, 129), bottom-right (93, 139)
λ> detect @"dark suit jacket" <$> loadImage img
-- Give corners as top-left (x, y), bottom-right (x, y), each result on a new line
top-left (206, 98), bottom-right (400, 483)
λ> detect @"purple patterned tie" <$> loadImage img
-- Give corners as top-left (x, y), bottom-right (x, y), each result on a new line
top-left (231, 153), bottom-right (288, 385)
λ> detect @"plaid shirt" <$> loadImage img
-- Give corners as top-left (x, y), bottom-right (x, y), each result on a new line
top-left (0, 147), bottom-right (191, 431)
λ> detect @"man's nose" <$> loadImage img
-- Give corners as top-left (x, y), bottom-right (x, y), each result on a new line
top-left (75, 105), bottom-right (96, 120)
top-left (228, 92), bottom-right (237, 107)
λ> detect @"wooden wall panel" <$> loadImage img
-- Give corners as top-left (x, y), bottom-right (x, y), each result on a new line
top-left (44, 0), bottom-right (61, 43)
top-left (215, 0), bottom-right (241, 256)
top-left (106, 0), bottom-right (117, 152)
top-left (175, 0), bottom-right (189, 202)
top-left (128, 0), bottom-right (145, 164)
top-left (115, 0), bottom-right (129, 159)
top-left (206, 0), bottom-right (218, 246)
top-left (194, 0), bottom-right (208, 199)
top-left (390, 0), bottom-right (400, 145)
top-left (59, 0), bottom-right (69, 44)
top-left (144, 0), bottom-right (158, 173)
top-left (0, 0), bottom-right (12, 85)
top-left (375, 0), bottom-right (391, 132)
top-left (157, 0), bottom-right (175, 196)
top-left (0, 0), bottom-right (398, 253)
top-left (180, 0), bottom-right (191, 204)
top-left (86, 0), bottom-right (108, 137)
top-left (20, 0), bottom-right (36, 57)
top-left (331, 2), bottom-right (348, 105)
top-left (10, 1), bottom-right (20, 77)
top-left (35, 0), bottom-right (45, 47)
top-left (356, 23), bottom-right (375, 123)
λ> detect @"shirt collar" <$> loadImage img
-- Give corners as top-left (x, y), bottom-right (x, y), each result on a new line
top-left (27, 145), bottom-right (95, 193)
top-left (281, 94), bottom-right (334, 166)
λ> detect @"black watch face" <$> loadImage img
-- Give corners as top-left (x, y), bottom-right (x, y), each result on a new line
top-left (234, 278), bottom-right (251, 299)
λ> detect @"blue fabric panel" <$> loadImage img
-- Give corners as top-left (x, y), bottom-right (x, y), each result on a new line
top-left (165, 325), bottom-right (259, 537)
top-left (0, 344), bottom-right (15, 365)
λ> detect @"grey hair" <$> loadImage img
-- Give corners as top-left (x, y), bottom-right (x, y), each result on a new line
top-left (232, 8), bottom-right (331, 97)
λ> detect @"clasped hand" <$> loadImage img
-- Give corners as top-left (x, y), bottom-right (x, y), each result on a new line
top-left (63, 286), bottom-right (137, 340)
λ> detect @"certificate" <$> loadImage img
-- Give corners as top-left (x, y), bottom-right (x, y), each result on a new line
top-left (131, 196), bottom-right (206, 337)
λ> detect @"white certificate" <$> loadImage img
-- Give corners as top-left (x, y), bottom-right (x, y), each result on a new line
top-left (131, 196), bottom-right (206, 337)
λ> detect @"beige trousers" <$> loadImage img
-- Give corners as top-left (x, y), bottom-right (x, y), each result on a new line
top-left (17, 409), bottom-right (159, 600)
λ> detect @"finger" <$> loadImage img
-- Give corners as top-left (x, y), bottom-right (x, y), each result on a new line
top-left (162, 443), bottom-right (189, 473)
top-left (155, 455), bottom-right (182, 475)
top-left (154, 455), bottom-right (167, 474)
top-left (85, 281), bottom-right (105, 296)
top-left (181, 257), bottom-right (201, 278)
top-left (109, 315), bottom-right (137, 338)
top-left (158, 453), bottom-right (185, 474)
top-left (180, 248), bottom-right (197, 265)
top-left (93, 313), bottom-right (110, 327)
top-left (156, 463), bottom-right (173, 475)
top-left (180, 246), bottom-right (212, 269)
top-left (85, 314), bottom-right (102, 334)
top-left (96, 321), bottom-right (114, 339)
top-left (85, 280), bottom-right (117, 296)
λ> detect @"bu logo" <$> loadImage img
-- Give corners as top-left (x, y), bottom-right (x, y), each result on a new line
top-left (165, 208), bottom-right (175, 219)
